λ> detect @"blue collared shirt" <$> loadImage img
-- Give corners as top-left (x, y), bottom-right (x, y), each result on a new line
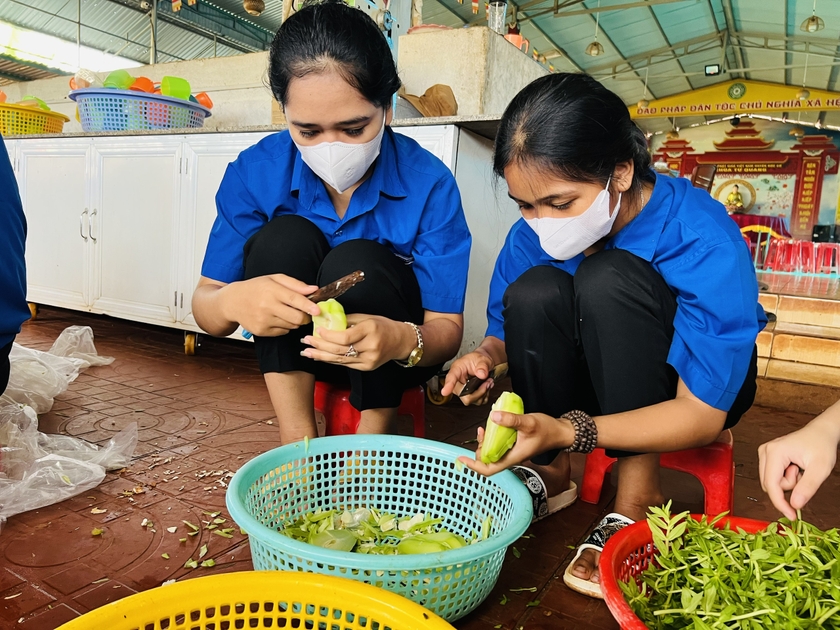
top-left (0, 135), bottom-right (29, 348)
top-left (202, 128), bottom-right (471, 313)
top-left (486, 173), bottom-right (766, 411)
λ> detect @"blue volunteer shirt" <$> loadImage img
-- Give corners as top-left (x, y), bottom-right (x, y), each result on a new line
top-left (487, 173), bottom-right (766, 412)
top-left (0, 135), bottom-right (29, 348)
top-left (202, 128), bottom-right (471, 313)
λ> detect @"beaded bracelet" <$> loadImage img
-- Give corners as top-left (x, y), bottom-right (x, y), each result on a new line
top-left (561, 410), bottom-right (598, 453)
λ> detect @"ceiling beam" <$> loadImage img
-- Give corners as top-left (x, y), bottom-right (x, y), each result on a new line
top-left (720, 0), bottom-right (747, 79)
top-left (585, 32), bottom-right (723, 75)
top-left (553, 0), bottom-right (694, 18)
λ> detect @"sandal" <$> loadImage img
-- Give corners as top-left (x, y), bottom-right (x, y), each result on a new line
top-left (512, 465), bottom-right (578, 522)
top-left (563, 512), bottom-right (634, 599)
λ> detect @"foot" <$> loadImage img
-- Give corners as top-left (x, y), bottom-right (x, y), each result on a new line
top-left (526, 453), bottom-right (572, 498)
top-left (569, 492), bottom-right (665, 586)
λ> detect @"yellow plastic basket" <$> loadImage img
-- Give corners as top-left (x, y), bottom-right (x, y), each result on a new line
top-left (55, 571), bottom-right (456, 630)
top-left (0, 103), bottom-right (70, 135)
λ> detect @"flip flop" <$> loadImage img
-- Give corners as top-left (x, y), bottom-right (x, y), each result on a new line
top-left (512, 465), bottom-right (578, 522)
top-left (562, 512), bottom-right (634, 599)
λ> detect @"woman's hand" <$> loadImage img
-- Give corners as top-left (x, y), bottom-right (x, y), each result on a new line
top-left (300, 314), bottom-right (414, 371)
top-left (458, 410), bottom-right (571, 476)
top-left (196, 274), bottom-right (321, 338)
top-left (758, 419), bottom-right (839, 520)
top-left (441, 351), bottom-right (496, 405)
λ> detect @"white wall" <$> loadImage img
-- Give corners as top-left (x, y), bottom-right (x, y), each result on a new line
top-left (3, 52), bottom-right (275, 133)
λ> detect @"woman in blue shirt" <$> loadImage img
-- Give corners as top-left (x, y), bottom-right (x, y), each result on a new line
top-left (443, 73), bottom-right (763, 598)
top-left (193, 0), bottom-right (471, 445)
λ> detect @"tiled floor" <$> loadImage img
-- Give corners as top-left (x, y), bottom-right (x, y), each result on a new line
top-left (757, 270), bottom-right (840, 300)
top-left (2, 306), bottom-right (839, 629)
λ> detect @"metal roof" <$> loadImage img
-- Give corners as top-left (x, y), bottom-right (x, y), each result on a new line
top-left (4, 0), bottom-right (840, 133)
top-left (423, 0), bottom-right (840, 133)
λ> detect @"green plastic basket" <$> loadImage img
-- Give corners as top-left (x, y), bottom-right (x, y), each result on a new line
top-left (226, 435), bottom-right (533, 622)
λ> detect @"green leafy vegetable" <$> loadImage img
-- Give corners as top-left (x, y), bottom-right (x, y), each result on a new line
top-left (619, 502), bottom-right (840, 629)
top-left (480, 392), bottom-right (523, 464)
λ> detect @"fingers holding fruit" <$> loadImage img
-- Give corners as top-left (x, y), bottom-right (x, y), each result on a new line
top-left (227, 274), bottom-right (320, 337)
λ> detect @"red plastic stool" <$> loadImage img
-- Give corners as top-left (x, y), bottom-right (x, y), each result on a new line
top-left (313, 382), bottom-right (425, 437)
top-left (580, 430), bottom-right (734, 516)
top-left (816, 242), bottom-right (840, 275)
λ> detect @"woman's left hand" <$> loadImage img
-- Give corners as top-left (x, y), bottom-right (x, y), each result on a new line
top-left (300, 314), bottom-right (411, 371)
top-left (458, 410), bottom-right (572, 476)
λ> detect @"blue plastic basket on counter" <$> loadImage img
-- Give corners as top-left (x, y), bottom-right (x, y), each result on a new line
top-left (226, 434), bottom-right (533, 622)
top-left (69, 88), bottom-right (211, 132)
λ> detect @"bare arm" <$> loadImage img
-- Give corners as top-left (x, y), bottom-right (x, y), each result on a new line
top-left (758, 400), bottom-right (840, 519)
top-left (191, 275), bottom-right (321, 338)
top-left (306, 310), bottom-right (464, 371)
top-left (461, 378), bottom-right (727, 475)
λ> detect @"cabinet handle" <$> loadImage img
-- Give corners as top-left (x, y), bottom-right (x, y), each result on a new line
top-left (180, 293), bottom-right (184, 308)
top-left (79, 209), bottom-right (89, 241)
top-left (89, 208), bottom-right (97, 243)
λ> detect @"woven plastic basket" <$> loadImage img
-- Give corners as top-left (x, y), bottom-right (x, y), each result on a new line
top-left (68, 88), bottom-right (211, 132)
top-left (0, 103), bottom-right (69, 135)
top-left (600, 515), bottom-right (770, 630)
top-left (226, 435), bottom-right (533, 622)
top-left (55, 571), bottom-right (456, 630)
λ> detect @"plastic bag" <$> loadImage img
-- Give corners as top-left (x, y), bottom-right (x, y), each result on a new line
top-left (0, 326), bottom-right (136, 531)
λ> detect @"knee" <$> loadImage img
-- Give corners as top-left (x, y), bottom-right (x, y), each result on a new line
top-left (245, 215), bottom-right (323, 258)
top-left (321, 239), bottom-right (399, 282)
top-left (503, 266), bottom-right (574, 316)
top-left (575, 250), bottom-right (644, 313)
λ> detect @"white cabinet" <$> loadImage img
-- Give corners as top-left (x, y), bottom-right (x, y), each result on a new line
top-left (178, 132), bottom-right (268, 327)
top-left (19, 139), bottom-right (91, 312)
top-left (89, 138), bottom-right (183, 325)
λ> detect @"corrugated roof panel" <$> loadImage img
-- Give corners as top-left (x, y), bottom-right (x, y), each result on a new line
top-left (732, 0), bottom-right (787, 36)
top-left (650, 0), bottom-right (720, 43)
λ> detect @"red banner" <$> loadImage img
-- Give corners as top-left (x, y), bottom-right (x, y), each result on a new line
top-left (791, 157), bottom-right (823, 239)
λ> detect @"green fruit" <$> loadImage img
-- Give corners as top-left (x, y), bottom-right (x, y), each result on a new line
top-left (479, 391), bottom-right (523, 464)
top-left (310, 529), bottom-right (357, 552)
top-left (312, 299), bottom-right (347, 338)
top-left (396, 531), bottom-right (467, 554)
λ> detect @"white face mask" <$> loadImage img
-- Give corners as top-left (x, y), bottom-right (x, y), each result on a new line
top-left (293, 113), bottom-right (386, 194)
top-left (525, 179), bottom-right (621, 261)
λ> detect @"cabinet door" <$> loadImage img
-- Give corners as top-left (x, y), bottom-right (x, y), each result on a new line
top-left (178, 132), bottom-right (270, 327)
top-left (18, 139), bottom-right (92, 311)
top-left (89, 138), bottom-right (182, 325)
top-left (392, 125), bottom-right (458, 171)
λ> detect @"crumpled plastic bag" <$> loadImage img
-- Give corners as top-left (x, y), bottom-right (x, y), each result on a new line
top-left (0, 326), bottom-right (137, 531)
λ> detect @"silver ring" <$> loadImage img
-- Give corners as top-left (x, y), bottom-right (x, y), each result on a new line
top-left (345, 344), bottom-right (359, 358)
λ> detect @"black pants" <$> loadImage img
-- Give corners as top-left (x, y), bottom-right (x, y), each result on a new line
top-left (243, 215), bottom-right (439, 411)
top-left (502, 249), bottom-right (757, 463)
top-left (0, 340), bottom-right (12, 395)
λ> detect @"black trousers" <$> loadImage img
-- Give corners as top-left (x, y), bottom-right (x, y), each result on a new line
top-left (243, 215), bottom-right (439, 411)
top-left (502, 249), bottom-right (757, 463)
top-left (0, 340), bottom-right (12, 395)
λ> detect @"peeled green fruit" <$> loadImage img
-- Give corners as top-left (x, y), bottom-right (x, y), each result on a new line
top-left (313, 299), bottom-right (347, 338)
top-left (396, 531), bottom-right (467, 555)
top-left (310, 529), bottom-right (357, 552)
top-left (479, 391), bottom-right (524, 464)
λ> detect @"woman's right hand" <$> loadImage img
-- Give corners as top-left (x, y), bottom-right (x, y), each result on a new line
top-left (758, 417), bottom-right (840, 520)
top-left (441, 351), bottom-right (496, 406)
top-left (222, 274), bottom-right (321, 337)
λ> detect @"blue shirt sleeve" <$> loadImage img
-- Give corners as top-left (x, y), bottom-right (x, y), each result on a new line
top-left (201, 162), bottom-right (267, 283)
top-left (662, 236), bottom-right (762, 411)
top-left (0, 135), bottom-right (29, 347)
top-left (411, 175), bottom-right (471, 313)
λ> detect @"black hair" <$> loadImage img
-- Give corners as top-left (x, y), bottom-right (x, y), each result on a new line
top-left (268, 0), bottom-right (400, 110)
top-left (494, 73), bottom-right (654, 194)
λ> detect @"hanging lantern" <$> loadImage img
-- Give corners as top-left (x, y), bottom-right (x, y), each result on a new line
top-left (797, 87), bottom-right (810, 100)
top-left (800, 14), bottom-right (825, 32)
top-left (666, 129), bottom-right (679, 140)
top-left (637, 98), bottom-right (650, 108)
top-left (789, 126), bottom-right (805, 138)
top-left (585, 41), bottom-right (604, 56)
top-left (244, 0), bottom-right (265, 16)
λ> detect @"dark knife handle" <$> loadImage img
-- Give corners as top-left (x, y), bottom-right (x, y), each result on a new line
top-left (308, 270), bottom-right (365, 303)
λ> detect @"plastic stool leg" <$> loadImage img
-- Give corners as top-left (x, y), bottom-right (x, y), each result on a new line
top-left (580, 448), bottom-right (618, 504)
top-left (397, 385), bottom-right (426, 438)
